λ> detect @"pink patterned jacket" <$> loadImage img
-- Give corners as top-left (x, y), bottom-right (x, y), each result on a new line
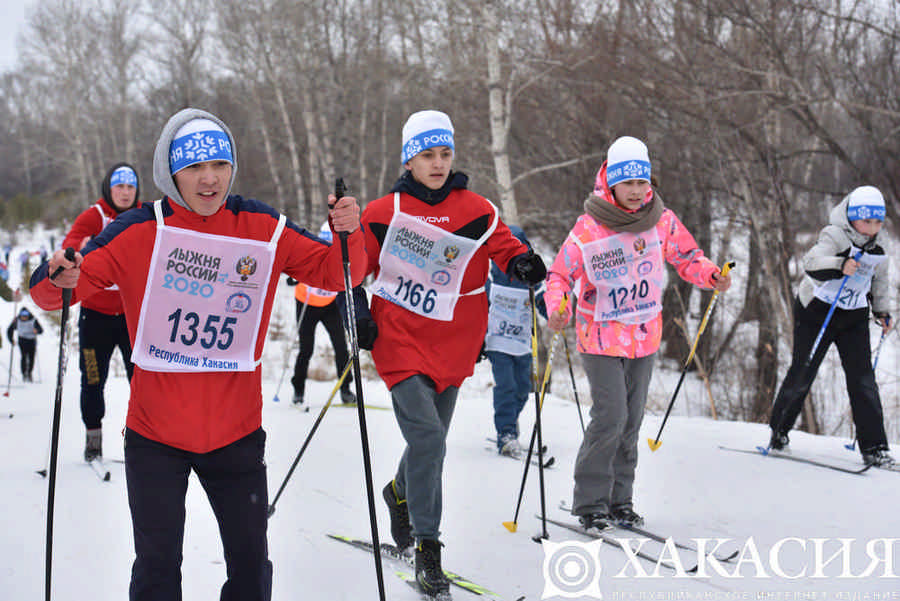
top-left (545, 167), bottom-right (719, 358)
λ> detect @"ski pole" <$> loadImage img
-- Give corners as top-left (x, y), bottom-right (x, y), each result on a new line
top-left (562, 334), bottom-right (586, 434)
top-left (3, 296), bottom-right (17, 397)
top-left (272, 298), bottom-right (308, 403)
top-left (45, 247), bottom-right (76, 601)
top-left (648, 261), bottom-right (734, 451)
top-left (503, 293), bottom-right (567, 535)
top-left (871, 322), bottom-right (889, 371)
top-left (268, 361), bottom-right (352, 517)
top-left (805, 250), bottom-right (863, 367)
top-left (333, 178), bottom-right (385, 601)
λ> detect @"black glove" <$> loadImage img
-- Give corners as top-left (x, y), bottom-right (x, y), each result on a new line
top-left (874, 312), bottom-right (892, 328)
top-left (285, 276), bottom-right (298, 286)
top-left (510, 250), bottom-right (547, 285)
top-left (356, 317), bottom-right (379, 350)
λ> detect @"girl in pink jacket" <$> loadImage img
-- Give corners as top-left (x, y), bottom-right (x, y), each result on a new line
top-left (545, 136), bottom-right (730, 532)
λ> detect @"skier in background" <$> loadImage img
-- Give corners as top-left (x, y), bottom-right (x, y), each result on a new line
top-left (484, 224), bottom-right (546, 458)
top-left (7, 307), bottom-right (42, 382)
top-left (62, 162), bottom-right (141, 461)
top-left (0, 263), bottom-right (21, 303)
top-left (767, 185), bottom-right (894, 468)
top-left (286, 222), bottom-right (355, 407)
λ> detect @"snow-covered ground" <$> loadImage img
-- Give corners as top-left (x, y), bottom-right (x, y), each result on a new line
top-left (1, 233), bottom-right (898, 600)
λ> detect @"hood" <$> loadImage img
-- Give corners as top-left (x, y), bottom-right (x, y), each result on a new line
top-left (101, 161), bottom-right (140, 213)
top-left (152, 108), bottom-right (237, 212)
top-left (829, 193), bottom-right (876, 247)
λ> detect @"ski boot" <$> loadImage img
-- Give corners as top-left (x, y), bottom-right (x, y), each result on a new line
top-left (383, 480), bottom-right (413, 551)
top-left (84, 428), bottom-right (102, 462)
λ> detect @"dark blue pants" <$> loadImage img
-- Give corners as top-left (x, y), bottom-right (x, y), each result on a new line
top-left (79, 308), bottom-right (133, 429)
top-left (487, 351), bottom-right (532, 445)
top-left (125, 428), bottom-right (273, 601)
top-left (17, 337), bottom-right (36, 379)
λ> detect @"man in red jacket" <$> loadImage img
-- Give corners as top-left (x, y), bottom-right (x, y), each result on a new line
top-left (62, 162), bottom-right (140, 461)
top-left (32, 108), bottom-right (365, 601)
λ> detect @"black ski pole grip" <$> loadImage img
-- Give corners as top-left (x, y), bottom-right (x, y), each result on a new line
top-left (49, 247), bottom-right (76, 281)
top-left (334, 178), bottom-right (349, 244)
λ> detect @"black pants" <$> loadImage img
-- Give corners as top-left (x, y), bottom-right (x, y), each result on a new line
top-left (79, 308), bottom-right (134, 429)
top-left (125, 428), bottom-right (273, 601)
top-left (769, 298), bottom-right (888, 453)
top-left (290, 300), bottom-right (351, 398)
top-left (18, 338), bottom-right (36, 379)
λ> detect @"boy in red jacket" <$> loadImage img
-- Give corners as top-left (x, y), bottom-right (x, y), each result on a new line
top-left (354, 109), bottom-right (546, 597)
top-left (62, 162), bottom-right (140, 461)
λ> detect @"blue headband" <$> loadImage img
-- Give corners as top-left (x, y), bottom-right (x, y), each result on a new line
top-left (606, 160), bottom-right (651, 188)
top-left (847, 204), bottom-right (886, 222)
top-left (109, 166), bottom-right (137, 187)
top-left (401, 128), bottom-right (454, 164)
top-left (169, 130), bottom-right (234, 175)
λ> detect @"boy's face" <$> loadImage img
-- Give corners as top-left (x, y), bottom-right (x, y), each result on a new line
top-left (611, 180), bottom-right (651, 211)
top-left (173, 160), bottom-right (233, 216)
top-left (850, 218), bottom-right (883, 238)
top-left (405, 146), bottom-right (454, 190)
top-left (110, 183), bottom-right (137, 211)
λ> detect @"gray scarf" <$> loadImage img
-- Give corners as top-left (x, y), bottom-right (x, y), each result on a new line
top-left (583, 191), bottom-right (664, 233)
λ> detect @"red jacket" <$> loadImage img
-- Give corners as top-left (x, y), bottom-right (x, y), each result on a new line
top-left (32, 197), bottom-right (366, 452)
top-left (62, 198), bottom-right (141, 315)
top-left (362, 188), bottom-right (527, 392)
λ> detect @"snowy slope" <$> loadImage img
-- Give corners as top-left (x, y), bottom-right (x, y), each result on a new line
top-left (1, 241), bottom-right (898, 600)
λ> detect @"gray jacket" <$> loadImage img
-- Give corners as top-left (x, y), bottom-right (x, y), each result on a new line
top-left (152, 108), bottom-right (238, 212)
top-left (797, 193), bottom-right (891, 314)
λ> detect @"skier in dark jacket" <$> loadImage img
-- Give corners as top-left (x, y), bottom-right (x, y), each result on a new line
top-left (7, 307), bottom-right (42, 382)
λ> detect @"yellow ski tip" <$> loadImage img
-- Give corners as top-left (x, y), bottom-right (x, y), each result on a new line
top-left (502, 521), bottom-right (518, 533)
top-left (647, 438), bottom-right (662, 451)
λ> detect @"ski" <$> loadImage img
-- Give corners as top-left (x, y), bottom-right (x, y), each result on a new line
top-left (485, 438), bottom-right (554, 468)
top-left (484, 445), bottom-right (554, 469)
top-left (540, 515), bottom-right (698, 574)
top-left (486, 438), bottom-right (548, 455)
top-left (88, 457), bottom-right (111, 481)
top-left (557, 500), bottom-right (738, 562)
top-left (718, 446), bottom-right (872, 475)
top-left (327, 534), bottom-right (501, 598)
top-left (395, 570), bottom-right (453, 601)
top-left (869, 462), bottom-right (900, 473)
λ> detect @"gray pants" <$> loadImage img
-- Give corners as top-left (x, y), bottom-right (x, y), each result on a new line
top-left (391, 375), bottom-right (458, 541)
top-left (572, 353), bottom-right (654, 516)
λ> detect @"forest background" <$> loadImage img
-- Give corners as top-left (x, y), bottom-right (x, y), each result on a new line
top-left (1, 0), bottom-right (899, 442)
